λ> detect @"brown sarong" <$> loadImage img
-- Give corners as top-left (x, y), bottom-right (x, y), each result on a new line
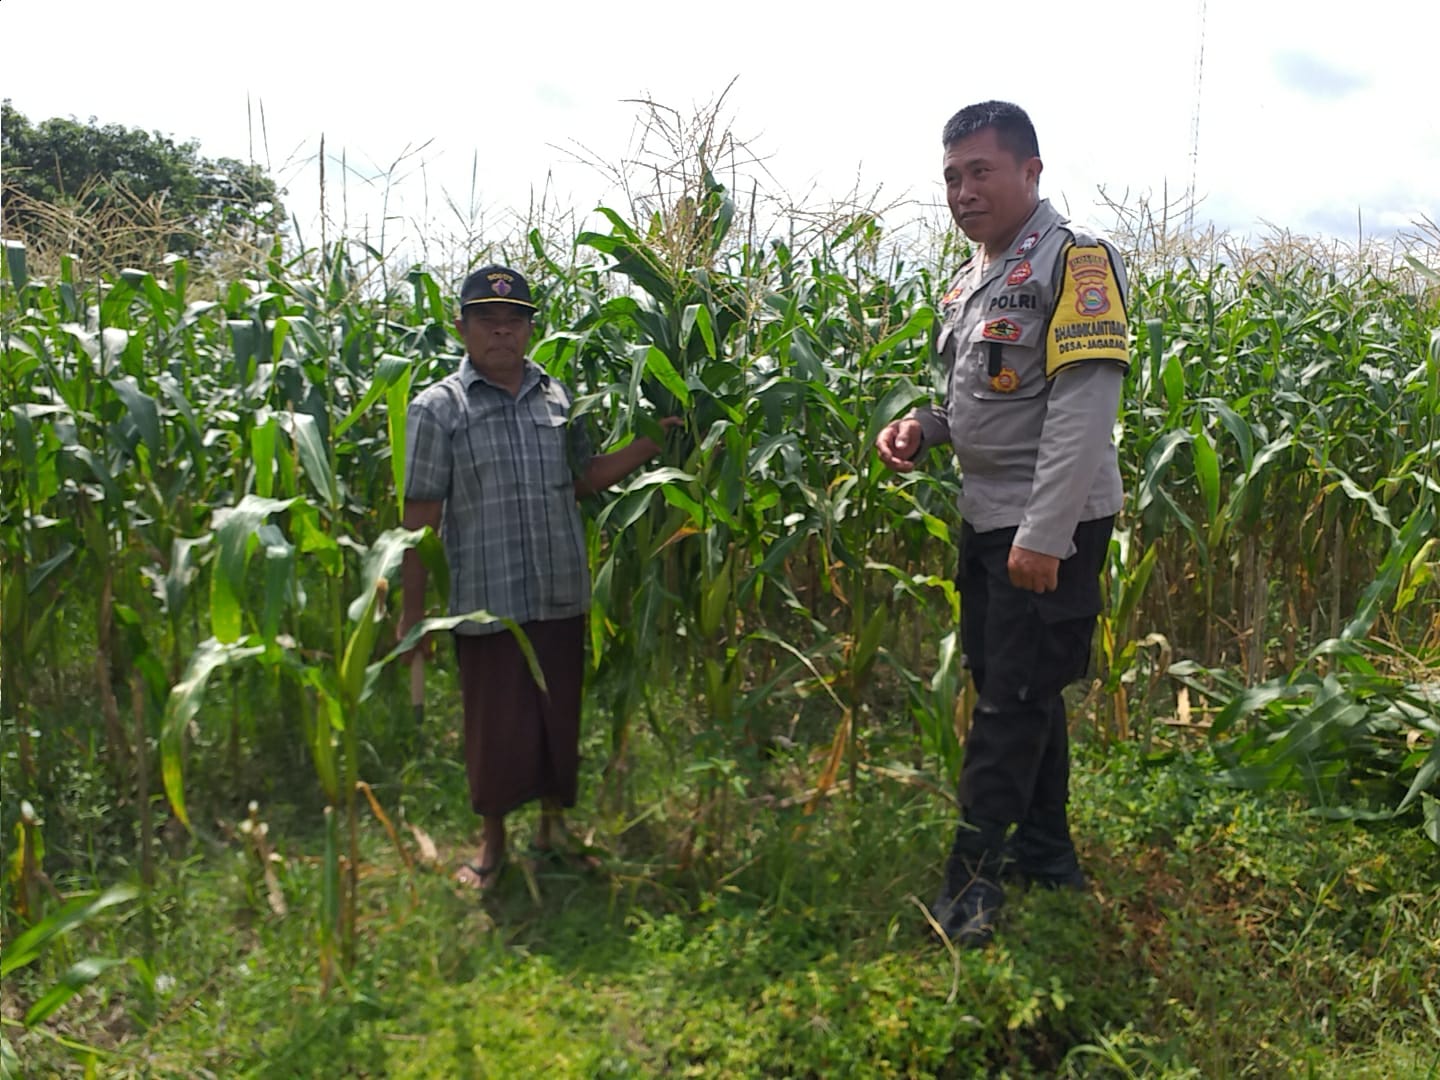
top-left (452, 616), bottom-right (585, 817)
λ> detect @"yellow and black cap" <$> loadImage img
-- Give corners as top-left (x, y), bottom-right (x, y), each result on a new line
top-left (459, 265), bottom-right (537, 313)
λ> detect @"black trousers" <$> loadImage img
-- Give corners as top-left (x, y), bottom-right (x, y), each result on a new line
top-left (950, 516), bottom-right (1113, 875)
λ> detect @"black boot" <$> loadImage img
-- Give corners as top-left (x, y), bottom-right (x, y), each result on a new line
top-left (1006, 799), bottom-right (1086, 891)
top-left (930, 815), bottom-right (1008, 948)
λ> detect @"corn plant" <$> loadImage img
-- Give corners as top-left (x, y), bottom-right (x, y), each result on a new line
top-left (4, 165), bottom-right (1438, 1010)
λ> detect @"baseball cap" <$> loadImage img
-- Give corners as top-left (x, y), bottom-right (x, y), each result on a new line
top-left (459, 265), bottom-right (537, 312)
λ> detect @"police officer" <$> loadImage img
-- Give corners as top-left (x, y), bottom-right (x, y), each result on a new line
top-left (876, 101), bottom-right (1130, 946)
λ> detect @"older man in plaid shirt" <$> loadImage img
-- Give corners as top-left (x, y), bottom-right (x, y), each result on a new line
top-left (401, 265), bottom-right (676, 892)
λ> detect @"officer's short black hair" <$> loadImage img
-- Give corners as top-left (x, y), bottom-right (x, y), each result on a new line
top-left (942, 101), bottom-right (1040, 162)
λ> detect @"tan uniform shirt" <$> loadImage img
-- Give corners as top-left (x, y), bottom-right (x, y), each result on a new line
top-left (912, 199), bottom-right (1129, 558)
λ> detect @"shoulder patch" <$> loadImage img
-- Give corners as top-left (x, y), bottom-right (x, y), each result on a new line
top-left (1045, 245), bottom-right (1129, 378)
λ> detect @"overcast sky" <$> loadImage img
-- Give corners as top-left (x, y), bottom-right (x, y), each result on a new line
top-left (3, 0), bottom-right (1437, 262)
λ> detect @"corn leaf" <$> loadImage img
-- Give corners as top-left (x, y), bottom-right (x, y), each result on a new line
top-left (336, 353), bottom-right (413, 437)
top-left (378, 612), bottom-right (546, 695)
top-left (1398, 741), bottom-right (1440, 814)
top-left (209, 495), bottom-right (298, 643)
top-left (109, 376), bottom-right (162, 458)
top-left (24, 957), bottom-right (129, 1026)
top-left (386, 363), bottom-right (413, 515)
top-left (1191, 427), bottom-right (1220, 526)
top-left (161, 638), bottom-right (264, 826)
top-left (681, 303), bottom-right (717, 359)
top-left (289, 411), bottom-right (338, 508)
top-left (4, 238), bottom-right (28, 293)
top-left (251, 412), bottom-right (277, 498)
top-left (852, 606), bottom-right (888, 678)
top-left (643, 345), bottom-right (690, 407)
top-left (1, 884), bottom-right (139, 977)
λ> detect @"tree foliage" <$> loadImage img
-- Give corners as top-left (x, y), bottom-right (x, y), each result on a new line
top-left (1, 100), bottom-right (284, 265)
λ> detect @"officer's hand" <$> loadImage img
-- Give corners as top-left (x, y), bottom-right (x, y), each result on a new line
top-left (876, 419), bottom-right (924, 472)
top-left (1008, 545), bottom-right (1060, 593)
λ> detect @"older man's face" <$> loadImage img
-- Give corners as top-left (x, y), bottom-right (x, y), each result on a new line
top-left (457, 304), bottom-right (533, 371)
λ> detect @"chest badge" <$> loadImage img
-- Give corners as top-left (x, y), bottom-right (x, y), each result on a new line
top-left (981, 318), bottom-right (1023, 342)
top-left (989, 366), bottom-right (1022, 393)
top-left (940, 283), bottom-right (966, 306)
top-left (1007, 261), bottom-right (1033, 286)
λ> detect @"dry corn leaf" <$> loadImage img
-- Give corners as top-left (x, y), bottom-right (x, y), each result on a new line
top-left (407, 823), bottom-right (440, 869)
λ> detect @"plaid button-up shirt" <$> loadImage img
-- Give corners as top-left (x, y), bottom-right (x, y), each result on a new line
top-left (405, 358), bottom-right (593, 635)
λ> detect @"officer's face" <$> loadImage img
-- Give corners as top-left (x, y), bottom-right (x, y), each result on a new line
top-left (943, 127), bottom-right (1042, 253)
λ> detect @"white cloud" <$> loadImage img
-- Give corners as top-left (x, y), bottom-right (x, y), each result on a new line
top-left (1271, 52), bottom-right (1370, 100)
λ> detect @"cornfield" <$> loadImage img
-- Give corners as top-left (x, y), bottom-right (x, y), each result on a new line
top-left (2, 161), bottom-right (1437, 991)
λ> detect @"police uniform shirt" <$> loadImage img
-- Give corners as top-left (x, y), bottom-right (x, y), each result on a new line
top-left (911, 199), bottom-right (1129, 558)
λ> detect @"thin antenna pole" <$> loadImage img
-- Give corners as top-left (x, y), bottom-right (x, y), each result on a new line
top-left (1187, 0), bottom-right (1208, 233)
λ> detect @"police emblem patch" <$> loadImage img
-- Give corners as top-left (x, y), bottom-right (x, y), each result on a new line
top-left (1066, 249), bottom-right (1112, 315)
top-left (1015, 232), bottom-right (1039, 256)
top-left (492, 279), bottom-right (512, 297)
top-left (1007, 261), bottom-right (1032, 286)
top-left (1075, 283), bottom-right (1109, 315)
top-left (940, 284), bottom-right (965, 306)
top-left (981, 318), bottom-right (1023, 342)
top-left (989, 366), bottom-right (1022, 393)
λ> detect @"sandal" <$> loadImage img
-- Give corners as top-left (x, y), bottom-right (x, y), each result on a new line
top-left (454, 856), bottom-right (505, 892)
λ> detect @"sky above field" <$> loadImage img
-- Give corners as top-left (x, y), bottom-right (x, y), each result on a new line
top-left (2, 0), bottom-right (1437, 260)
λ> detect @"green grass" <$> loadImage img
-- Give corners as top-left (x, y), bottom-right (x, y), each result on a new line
top-left (5, 699), bottom-right (1438, 1079)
